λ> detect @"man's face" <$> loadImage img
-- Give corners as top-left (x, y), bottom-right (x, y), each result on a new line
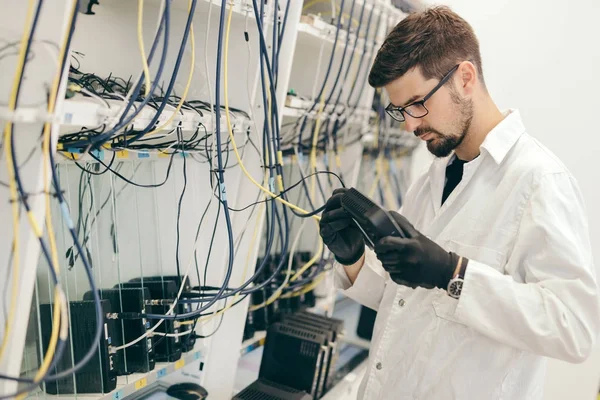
top-left (384, 66), bottom-right (473, 158)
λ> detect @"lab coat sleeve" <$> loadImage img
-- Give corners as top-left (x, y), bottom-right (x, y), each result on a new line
top-left (333, 246), bottom-right (388, 311)
top-left (454, 172), bottom-right (600, 363)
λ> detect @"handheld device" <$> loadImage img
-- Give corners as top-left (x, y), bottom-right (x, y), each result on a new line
top-left (340, 188), bottom-right (406, 249)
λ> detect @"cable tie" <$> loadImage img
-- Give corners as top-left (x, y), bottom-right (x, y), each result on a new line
top-left (269, 177), bottom-right (275, 192)
top-left (60, 202), bottom-right (75, 230)
top-left (0, 107), bottom-right (61, 124)
top-left (220, 183), bottom-right (227, 201)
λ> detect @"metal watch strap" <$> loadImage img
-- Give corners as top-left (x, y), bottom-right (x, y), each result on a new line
top-left (457, 256), bottom-right (468, 279)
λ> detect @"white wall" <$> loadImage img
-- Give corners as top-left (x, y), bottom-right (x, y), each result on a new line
top-left (414, 0), bottom-right (600, 398)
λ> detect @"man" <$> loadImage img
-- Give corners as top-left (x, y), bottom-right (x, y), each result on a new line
top-left (319, 6), bottom-right (599, 400)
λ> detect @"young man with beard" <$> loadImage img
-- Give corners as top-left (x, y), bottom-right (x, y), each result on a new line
top-left (319, 6), bottom-right (599, 400)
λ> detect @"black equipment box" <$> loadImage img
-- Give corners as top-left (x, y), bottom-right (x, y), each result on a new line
top-left (40, 300), bottom-right (117, 394)
top-left (259, 322), bottom-right (328, 399)
top-left (119, 281), bottom-right (182, 362)
top-left (84, 287), bottom-right (155, 374)
top-left (233, 378), bottom-right (312, 400)
top-left (129, 275), bottom-right (196, 352)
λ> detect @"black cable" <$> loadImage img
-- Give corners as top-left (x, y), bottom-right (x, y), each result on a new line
top-left (87, 3), bottom-right (171, 145)
top-left (324, 0), bottom-right (357, 107)
top-left (88, 150), bottom-right (176, 188)
top-left (295, 0), bottom-right (346, 153)
top-left (143, 0), bottom-right (235, 321)
top-left (0, 2), bottom-right (103, 393)
top-left (225, 170), bottom-right (344, 212)
top-left (124, 0), bottom-right (197, 146)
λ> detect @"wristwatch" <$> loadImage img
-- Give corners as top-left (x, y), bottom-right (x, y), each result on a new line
top-left (447, 256), bottom-right (468, 299)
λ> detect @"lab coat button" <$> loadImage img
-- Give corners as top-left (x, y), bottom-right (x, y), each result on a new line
top-left (376, 362), bottom-right (383, 370)
top-left (398, 299), bottom-right (405, 307)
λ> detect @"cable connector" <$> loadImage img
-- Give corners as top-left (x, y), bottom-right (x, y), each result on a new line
top-left (105, 312), bottom-right (143, 320)
top-left (145, 299), bottom-right (175, 306)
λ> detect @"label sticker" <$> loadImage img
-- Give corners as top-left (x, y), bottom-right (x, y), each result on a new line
top-left (135, 377), bottom-right (148, 389)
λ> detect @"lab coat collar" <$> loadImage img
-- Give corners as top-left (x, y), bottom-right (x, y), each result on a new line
top-left (479, 109), bottom-right (526, 165)
top-left (425, 109), bottom-right (525, 216)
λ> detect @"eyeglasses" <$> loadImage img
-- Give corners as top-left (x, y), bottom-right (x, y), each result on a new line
top-left (385, 64), bottom-right (461, 122)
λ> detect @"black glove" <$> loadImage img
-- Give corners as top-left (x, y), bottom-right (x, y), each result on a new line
top-left (374, 211), bottom-right (465, 289)
top-left (319, 188), bottom-right (365, 265)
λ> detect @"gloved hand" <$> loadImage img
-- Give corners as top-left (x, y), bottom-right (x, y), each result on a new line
top-left (319, 188), bottom-right (365, 265)
top-left (374, 211), bottom-right (465, 289)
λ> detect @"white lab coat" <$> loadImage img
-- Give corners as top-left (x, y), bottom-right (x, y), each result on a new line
top-left (334, 110), bottom-right (599, 400)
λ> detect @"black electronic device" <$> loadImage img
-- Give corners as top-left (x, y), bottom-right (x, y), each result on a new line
top-left (233, 378), bottom-right (312, 400)
top-left (118, 281), bottom-right (182, 362)
top-left (166, 382), bottom-right (208, 400)
top-left (40, 300), bottom-right (117, 394)
top-left (129, 276), bottom-right (196, 352)
top-left (259, 322), bottom-right (328, 399)
top-left (340, 187), bottom-right (405, 249)
top-left (295, 311), bottom-right (344, 340)
top-left (284, 312), bottom-right (344, 392)
top-left (279, 319), bottom-right (332, 397)
top-left (83, 287), bottom-right (155, 374)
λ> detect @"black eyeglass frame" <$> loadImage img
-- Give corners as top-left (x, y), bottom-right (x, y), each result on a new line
top-left (385, 63), bottom-right (461, 122)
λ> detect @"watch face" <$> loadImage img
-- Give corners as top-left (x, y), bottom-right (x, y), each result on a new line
top-left (448, 279), bottom-right (463, 298)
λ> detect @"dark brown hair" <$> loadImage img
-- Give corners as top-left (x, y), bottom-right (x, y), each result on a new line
top-left (368, 6), bottom-right (484, 88)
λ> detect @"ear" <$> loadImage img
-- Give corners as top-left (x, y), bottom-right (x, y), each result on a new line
top-left (457, 61), bottom-right (477, 96)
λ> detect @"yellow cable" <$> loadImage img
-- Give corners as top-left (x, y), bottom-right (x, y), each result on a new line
top-left (137, 0), bottom-right (151, 97)
top-left (216, 4), bottom-right (325, 315)
top-left (0, 0), bottom-right (36, 364)
top-left (222, 4), bottom-right (320, 221)
top-left (302, 0), bottom-right (360, 27)
top-left (147, 0), bottom-right (195, 136)
top-left (318, 11), bottom-right (360, 28)
top-left (368, 155), bottom-right (382, 198)
top-left (27, 0), bottom-right (80, 387)
top-left (191, 6), bottom-right (265, 324)
top-left (281, 273), bottom-right (325, 299)
top-left (7, 0), bottom-right (77, 390)
top-left (302, 0), bottom-right (333, 11)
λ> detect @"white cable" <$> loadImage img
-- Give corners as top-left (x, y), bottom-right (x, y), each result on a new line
top-left (330, 0), bottom-right (336, 22)
top-left (152, 329), bottom-right (193, 338)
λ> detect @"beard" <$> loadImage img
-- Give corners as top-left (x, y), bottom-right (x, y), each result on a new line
top-left (415, 96), bottom-right (474, 158)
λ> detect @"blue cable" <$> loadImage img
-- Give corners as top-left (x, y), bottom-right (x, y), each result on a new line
top-left (295, 0), bottom-right (346, 153)
top-left (86, 1), bottom-right (171, 146)
top-left (324, 0), bottom-right (357, 106)
top-left (125, 0), bottom-right (197, 145)
top-left (145, 0), bottom-right (233, 321)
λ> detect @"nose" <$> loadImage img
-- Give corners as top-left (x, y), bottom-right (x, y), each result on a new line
top-left (403, 114), bottom-right (422, 133)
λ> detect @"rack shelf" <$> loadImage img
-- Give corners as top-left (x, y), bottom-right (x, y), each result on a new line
top-left (35, 343), bottom-right (206, 400)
